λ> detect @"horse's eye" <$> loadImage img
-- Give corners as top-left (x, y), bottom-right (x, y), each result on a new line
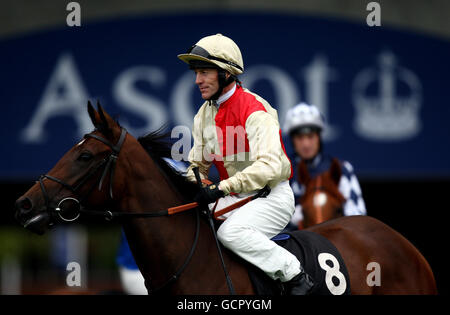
top-left (78, 152), bottom-right (93, 162)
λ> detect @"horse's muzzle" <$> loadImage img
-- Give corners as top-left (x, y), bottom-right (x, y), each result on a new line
top-left (15, 196), bottom-right (33, 217)
top-left (23, 213), bottom-right (51, 235)
top-left (15, 196), bottom-right (52, 235)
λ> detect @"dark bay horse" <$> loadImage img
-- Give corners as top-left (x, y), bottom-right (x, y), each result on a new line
top-left (15, 103), bottom-right (437, 294)
top-left (298, 158), bottom-right (345, 229)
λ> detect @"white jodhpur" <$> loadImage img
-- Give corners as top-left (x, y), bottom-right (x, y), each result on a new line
top-left (210, 180), bottom-right (301, 282)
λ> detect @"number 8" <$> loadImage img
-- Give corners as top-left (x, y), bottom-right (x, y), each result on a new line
top-left (317, 253), bottom-right (347, 295)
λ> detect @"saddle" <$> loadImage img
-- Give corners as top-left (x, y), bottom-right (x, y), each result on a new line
top-left (244, 230), bottom-right (351, 295)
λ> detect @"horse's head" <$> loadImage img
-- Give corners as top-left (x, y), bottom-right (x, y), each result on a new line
top-left (298, 158), bottom-right (345, 228)
top-left (15, 102), bottom-right (129, 234)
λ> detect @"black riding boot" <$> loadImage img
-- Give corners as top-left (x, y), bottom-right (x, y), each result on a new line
top-left (286, 271), bottom-right (314, 295)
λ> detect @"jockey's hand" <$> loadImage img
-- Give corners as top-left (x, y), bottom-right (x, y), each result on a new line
top-left (195, 183), bottom-right (225, 206)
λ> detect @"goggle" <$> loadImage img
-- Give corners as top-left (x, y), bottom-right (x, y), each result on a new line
top-left (291, 126), bottom-right (322, 136)
top-left (186, 45), bottom-right (243, 72)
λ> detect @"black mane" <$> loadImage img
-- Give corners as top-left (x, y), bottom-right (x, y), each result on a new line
top-left (137, 126), bottom-right (199, 201)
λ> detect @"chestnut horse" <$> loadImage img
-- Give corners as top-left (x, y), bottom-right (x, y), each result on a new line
top-left (15, 103), bottom-right (437, 294)
top-left (298, 158), bottom-right (345, 229)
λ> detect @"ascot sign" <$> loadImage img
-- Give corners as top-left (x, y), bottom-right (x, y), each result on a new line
top-left (20, 50), bottom-right (421, 147)
top-left (20, 53), bottom-right (331, 142)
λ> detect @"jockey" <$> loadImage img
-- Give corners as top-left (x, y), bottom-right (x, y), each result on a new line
top-left (178, 34), bottom-right (314, 295)
top-left (283, 103), bottom-right (367, 229)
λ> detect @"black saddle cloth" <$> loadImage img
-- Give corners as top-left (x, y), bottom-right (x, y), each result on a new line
top-left (245, 230), bottom-right (351, 295)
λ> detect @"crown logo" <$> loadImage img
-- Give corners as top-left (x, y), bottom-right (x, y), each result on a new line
top-left (352, 51), bottom-right (422, 141)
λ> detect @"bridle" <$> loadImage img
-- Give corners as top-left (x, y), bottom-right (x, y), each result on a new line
top-left (38, 127), bottom-right (127, 222)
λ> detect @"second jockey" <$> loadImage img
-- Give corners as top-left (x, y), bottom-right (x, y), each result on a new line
top-left (283, 103), bottom-right (367, 229)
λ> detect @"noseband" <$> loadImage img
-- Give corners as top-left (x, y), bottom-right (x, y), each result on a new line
top-left (38, 128), bottom-right (127, 222)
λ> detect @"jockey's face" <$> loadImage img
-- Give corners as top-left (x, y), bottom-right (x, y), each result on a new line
top-left (292, 132), bottom-right (320, 160)
top-left (194, 68), bottom-right (219, 100)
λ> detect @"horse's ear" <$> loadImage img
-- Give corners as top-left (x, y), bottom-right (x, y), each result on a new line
top-left (88, 100), bottom-right (100, 127)
top-left (329, 158), bottom-right (342, 185)
top-left (298, 160), bottom-right (310, 185)
top-left (97, 101), bottom-right (110, 131)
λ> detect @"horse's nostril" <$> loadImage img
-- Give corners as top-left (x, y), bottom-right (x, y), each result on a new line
top-left (16, 197), bottom-right (33, 213)
top-left (22, 199), bottom-right (32, 210)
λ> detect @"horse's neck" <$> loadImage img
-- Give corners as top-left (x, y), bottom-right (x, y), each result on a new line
top-left (117, 146), bottom-right (231, 293)
top-left (116, 147), bottom-right (193, 286)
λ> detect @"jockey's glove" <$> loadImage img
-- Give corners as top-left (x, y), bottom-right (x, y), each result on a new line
top-left (195, 183), bottom-right (225, 206)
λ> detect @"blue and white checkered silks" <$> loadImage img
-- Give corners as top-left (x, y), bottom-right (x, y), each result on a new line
top-left (338, 161), bottom-right (367, 216)
top-left (290, 154), bottom-right (367, 226)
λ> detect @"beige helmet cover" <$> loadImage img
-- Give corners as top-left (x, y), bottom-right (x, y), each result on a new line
top-left (178, 33), bottom-right (244, 75)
